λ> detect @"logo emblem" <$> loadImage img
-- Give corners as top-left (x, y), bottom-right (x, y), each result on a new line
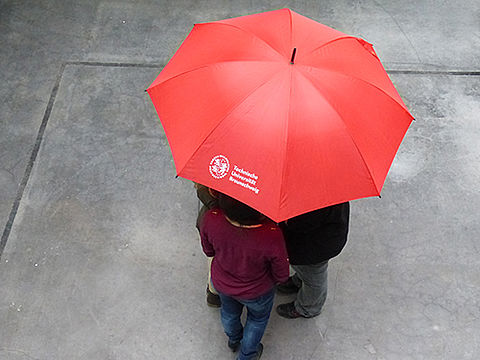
top-left (209, 155), bottom-right (230, 179)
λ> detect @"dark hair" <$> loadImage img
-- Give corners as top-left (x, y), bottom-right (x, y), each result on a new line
top-left (217, 193), bottom-right (265, 225)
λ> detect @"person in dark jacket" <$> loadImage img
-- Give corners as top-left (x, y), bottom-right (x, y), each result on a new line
top-left (276, 202), bottom-right (350, 319)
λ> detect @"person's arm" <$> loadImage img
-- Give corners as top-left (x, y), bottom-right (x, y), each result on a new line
top-left (269, 231), bottom-right (290, 284)
top-left (199, 212), bottom-right (215, 257)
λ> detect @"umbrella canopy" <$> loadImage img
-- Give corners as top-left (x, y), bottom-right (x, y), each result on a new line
top-left (147, 8), bottom-right (414, 222)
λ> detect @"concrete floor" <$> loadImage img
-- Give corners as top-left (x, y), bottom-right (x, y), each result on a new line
top-left (1, 1), bottom-right (479, 359)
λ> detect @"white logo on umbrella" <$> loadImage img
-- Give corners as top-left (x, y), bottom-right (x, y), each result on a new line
top-left (209, 155), bottom-right (230, 179)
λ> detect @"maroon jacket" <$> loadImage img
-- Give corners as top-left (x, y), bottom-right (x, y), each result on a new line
top-left (200, 209), bottom-right (289, 299)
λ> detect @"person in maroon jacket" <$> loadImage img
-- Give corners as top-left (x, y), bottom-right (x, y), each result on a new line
top-left (200, 194), bottom-right (289, 360)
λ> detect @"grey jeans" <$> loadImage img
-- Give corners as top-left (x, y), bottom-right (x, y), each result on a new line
top-left (291, 260), bottom-right (329, 317)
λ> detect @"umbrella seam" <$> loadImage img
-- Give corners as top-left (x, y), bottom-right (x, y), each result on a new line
top-left (289, 8), bottom-right (293, 50)
top-left (346, 70), bottom-right (413, 118)
top-left (176, 70), bottom-right (286, 176)
top-left (298, 65), bottom-right (414, 123)
top-left (276, 65), bottom-right (294, 221)
top-left (303, 36), bottom-right (359, 57)
top-left (148, 60), bottom-right (281, 90)
top-left (295, 70), bottom-right (384, 194)
top-left (274, 9), bottom-right (294, 221)
top-left (197, 21), bottom-right (286, 60)
top-left (300, 37), bottom-right (413, 116)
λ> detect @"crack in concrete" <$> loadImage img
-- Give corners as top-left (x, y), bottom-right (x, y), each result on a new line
top-left (0, 348), bottom-right (40, 360)
top-left (1, 60), bottom-right (479, 261)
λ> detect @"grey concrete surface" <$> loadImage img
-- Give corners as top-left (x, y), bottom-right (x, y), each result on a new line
top-left (0, 1), bottom-right (479, 359)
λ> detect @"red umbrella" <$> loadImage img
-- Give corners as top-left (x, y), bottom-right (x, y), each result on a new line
top-left (147, 8), bottom-right (413, 222)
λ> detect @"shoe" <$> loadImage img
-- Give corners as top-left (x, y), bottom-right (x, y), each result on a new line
top-left (276, 276), bottom-right (301, 294)
top-left (236, 343), bottom-right (263, 360)
top-left (206, 286), bottom-right (221, 308)
top-left (228, 340), bottom-right (240, 352)
top-left (276, 302), bottom-right (306, 319)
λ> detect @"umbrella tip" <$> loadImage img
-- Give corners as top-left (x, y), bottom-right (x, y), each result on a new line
top-left (290, 48), bottom-right (297, 64)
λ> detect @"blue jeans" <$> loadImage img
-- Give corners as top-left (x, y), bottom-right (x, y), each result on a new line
top-left (218, 289), bottom-right (274, 360)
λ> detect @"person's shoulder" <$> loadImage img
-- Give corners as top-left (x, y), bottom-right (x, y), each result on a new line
top-left (261, 221), bottom-right (283, 236)
top-left (259, 222), bottom-right (285, 253)
top-left (290, 202), bottom-right (349, 224)
top-left (201, 207), bottom-right (224, 227)
top-left (206, 207), bottom-right (223, 218)
top-left (260, 218), bottom-right (278, 228)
